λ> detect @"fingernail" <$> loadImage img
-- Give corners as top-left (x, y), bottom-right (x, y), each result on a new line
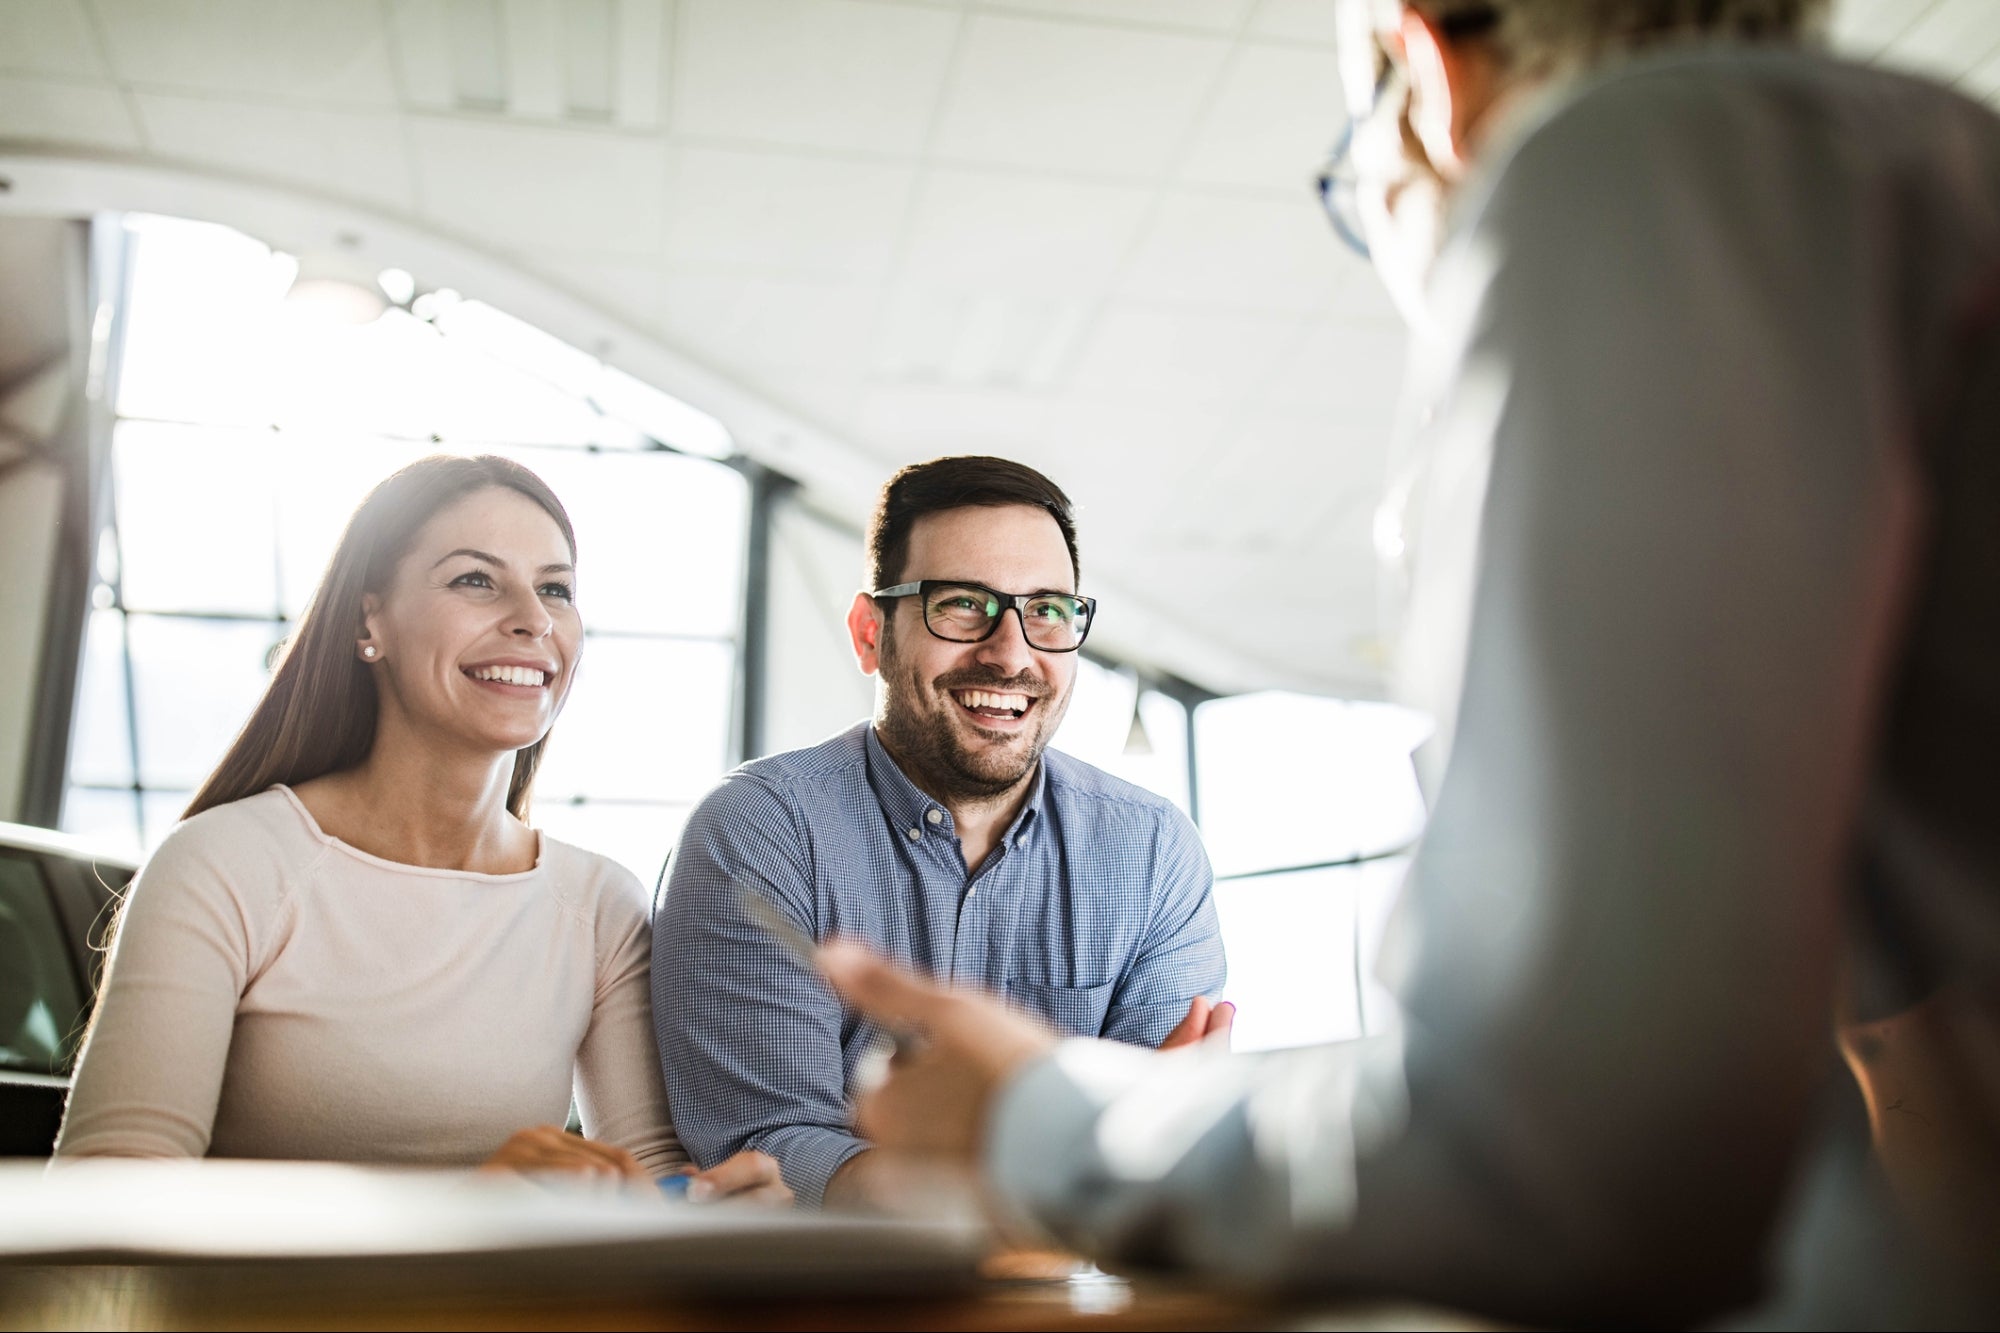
top-left (687, 1179), bottom-right (716, 1203)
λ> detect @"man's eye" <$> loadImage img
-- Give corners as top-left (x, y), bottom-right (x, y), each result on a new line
top-left (1028, 600), bottom-right (1072, 623)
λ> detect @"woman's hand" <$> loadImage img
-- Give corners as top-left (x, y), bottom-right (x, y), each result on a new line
top-left (679, 1149), bottom-right (794, 1206)
top-left (480, 1125), bottom-right (648, 1181)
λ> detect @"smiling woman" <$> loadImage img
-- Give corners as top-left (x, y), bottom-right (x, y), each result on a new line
top-left (53, 455), bottom-right (790, 1204)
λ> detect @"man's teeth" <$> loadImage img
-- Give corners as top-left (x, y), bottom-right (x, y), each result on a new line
top-left (955, 689), bottom-right (1029, 714)
top-left (470, 665), bottom-right (546, 687)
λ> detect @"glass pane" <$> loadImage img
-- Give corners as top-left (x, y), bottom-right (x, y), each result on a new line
top-left (127, 615), bottom-right (283, 790)
top-left (272, 307), bottom-right (604, 446)
top-left (59, 788), bottom-right (144, 865)
top-left (116, 215), bottom-right (293, 429)
top-left (1051, 658), bottom-right (1190, 813)
top-left (1213, 862), bottom-right (1410, 1053)
top-left (530, 800), bottom-right (691, 891)
top-left (0, 854), bottom-right (86, 1074)
top-left (273, 431), bottom-right (433, 617)
top-left (496, 448), bottom-right (748, 637)
top-left (115, 421), bottom-right (279, 615)
top-left (139, 791), bottom-right (197, 856)
top-left (535, 637), bottom-right (736, 802)
top-left (1195, 692), bottom-right (1430, 879)
top-left (67, 609), bottom-right (134, 788)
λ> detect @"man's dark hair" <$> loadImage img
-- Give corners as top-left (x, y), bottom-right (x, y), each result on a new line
top-left (866, 455), bottom-right (1081, 592)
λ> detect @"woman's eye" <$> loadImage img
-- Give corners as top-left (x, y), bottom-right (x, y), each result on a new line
top-left (451, 571), bottom-right (494, 589)
top-left (540, 583), bottom-right (575, 602)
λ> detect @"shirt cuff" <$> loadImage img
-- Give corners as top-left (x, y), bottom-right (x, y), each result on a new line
top-left (982, 1037), bottom-right (1156, 1244)
top-left (748, 1123), bottom-right (871, 1210)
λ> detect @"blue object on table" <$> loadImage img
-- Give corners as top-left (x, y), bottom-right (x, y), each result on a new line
top-left (657, 1174), bottom-right (692, 1198)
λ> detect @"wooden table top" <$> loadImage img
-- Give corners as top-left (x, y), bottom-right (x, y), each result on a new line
top-left (0, 1262), bottom-right (1487, 1332)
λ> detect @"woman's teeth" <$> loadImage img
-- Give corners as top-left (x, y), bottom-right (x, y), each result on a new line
top-left (954, 689), bottom-right (1029, 717)
top-left (470, 665), bottom-right (546, 687)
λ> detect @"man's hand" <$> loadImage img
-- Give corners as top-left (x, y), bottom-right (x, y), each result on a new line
top-left (817, 941), bottom-right (1058, 1163)
top-left (1158, 995), bottom-right (1236, 1051)
top-left (679, 1149), bottom-right (794, 1206)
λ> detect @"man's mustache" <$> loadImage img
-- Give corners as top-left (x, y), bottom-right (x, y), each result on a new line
top-left (932, 670), bottom-right (1049, 700)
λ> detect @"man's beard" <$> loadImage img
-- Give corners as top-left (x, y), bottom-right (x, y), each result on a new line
top-left (875, 651), bottom-right (1060, 804)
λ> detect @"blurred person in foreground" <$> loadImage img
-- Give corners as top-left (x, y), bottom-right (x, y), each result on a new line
top-left (653, 455), bottom-right (1228, 1211)
top-left (56, 454), bottom-right (787, 1204)
top-left (819, 0), bottom-right (2000, 1323)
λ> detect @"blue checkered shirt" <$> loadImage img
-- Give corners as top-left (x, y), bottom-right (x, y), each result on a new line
top-left (651, 722), bottom-right (1225, 1207)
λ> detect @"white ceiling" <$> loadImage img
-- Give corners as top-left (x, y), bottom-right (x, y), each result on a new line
top-left (1, 0), bottom-right (1996, 697)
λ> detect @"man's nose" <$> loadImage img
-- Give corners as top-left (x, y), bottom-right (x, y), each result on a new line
top-left (971, 606), bottom-right (1040, 676)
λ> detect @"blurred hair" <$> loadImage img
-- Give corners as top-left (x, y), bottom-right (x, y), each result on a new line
top-left (1413, 0), bottom-right (1829, 76)
top-left (865, 456), bottom-right (1081, 592)
top-left (183, 454), bottom-right (576, 824)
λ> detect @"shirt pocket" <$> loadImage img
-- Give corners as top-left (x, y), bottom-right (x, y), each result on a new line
top-left (1003, 977), bottom-right (1115, 1037)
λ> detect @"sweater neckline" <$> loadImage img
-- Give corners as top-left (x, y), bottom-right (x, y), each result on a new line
top-left (271, 784), bottom-right (547, 883)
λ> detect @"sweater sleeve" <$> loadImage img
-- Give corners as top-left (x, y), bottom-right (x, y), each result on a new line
top-left (574, 859), bottom-right (689, 1176)
top-left (54, 813), bottom-right (268, 1158)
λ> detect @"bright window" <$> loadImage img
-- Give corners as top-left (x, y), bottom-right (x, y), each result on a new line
top-left (59, 216), bottom-right (747, 885)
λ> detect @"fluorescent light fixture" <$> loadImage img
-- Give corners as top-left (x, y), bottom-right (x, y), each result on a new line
top-left (285, 249), bottom-right (388, 325)
top-left (592, 365), bottom-right (733, 460)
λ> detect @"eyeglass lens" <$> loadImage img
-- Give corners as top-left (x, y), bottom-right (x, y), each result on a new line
top-left (924, 584), bottom-right (1089, 650)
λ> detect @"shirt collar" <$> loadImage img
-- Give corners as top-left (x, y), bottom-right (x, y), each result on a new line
top-left (863, 724), bottom-right (1047, 846)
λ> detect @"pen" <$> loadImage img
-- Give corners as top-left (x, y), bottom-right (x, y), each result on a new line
top-left (733, 884), bottom-right (923, 1070)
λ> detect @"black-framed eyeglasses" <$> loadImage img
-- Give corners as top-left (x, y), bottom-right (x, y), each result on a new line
top-left (872, 580), bottom-right (1096, 653)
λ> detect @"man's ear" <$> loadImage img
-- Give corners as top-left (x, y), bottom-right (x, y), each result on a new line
top-left (1400, 5), bottom-right (1503, 179)
top-left (847, 592), bottom-right (885, 676)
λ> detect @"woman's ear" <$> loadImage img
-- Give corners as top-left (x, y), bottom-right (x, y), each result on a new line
top-left (358, 591), bottom-right (384, 660)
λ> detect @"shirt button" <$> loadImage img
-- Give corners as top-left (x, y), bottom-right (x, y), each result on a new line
top-left (926, 809), bottom-right (943, 825)
top-left (906, 827), bottom-right (921, 841)
top-left (1016, 837), bottom-right (1027, 849)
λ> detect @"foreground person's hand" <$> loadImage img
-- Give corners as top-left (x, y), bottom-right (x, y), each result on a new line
top-left (479, 1125), bottom-right (648, 1181)
top-left (818, 941), bottom-right (1059, 1162)
top-left (682, 1149), bottom-right (794, 1206)
top-left (1158, 995), bottom-right (1236, 1051)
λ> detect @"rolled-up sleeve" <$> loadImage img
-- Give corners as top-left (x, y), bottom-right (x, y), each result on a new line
top-left (1100, 811), bottom-right (1226, 1047)
top-left (652, 778), bottom-right (868, 1207)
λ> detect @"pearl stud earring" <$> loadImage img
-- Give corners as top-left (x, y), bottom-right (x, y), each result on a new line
top-left (362, 645), bottom-right (377, 659)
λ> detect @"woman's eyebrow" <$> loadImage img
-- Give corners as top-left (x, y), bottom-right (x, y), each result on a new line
top-left (540, 562), bottom-right (575, 575)
top-left (432, 547), bottom-right (501, 569)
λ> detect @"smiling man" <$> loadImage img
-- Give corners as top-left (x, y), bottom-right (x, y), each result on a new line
top-left (651, 455), bottom-right (1227, 1209)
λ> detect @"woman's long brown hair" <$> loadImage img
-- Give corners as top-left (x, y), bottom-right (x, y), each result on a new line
top-left (183, 454), bottom-right (577, 823)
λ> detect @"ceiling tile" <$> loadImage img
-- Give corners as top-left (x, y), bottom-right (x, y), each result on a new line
top-left (410, 117), bottom-right (666, 257)
top-left (1068, 302), bottom-right (1304, 409)
top-left (134, 94), bottom-right (416, 211)
top-left (1829, 0), bottom-right (1931, 58)
top-left (853, 384), bottom-right (1061, 460)
top-left (673, 0), bottom-right (958, 153)
top-left (871, 287), bottom-right (1093, 389)
top-left (1245, 0), bottom-right (1341, 46)
top-left (1248, 311), bottom-right (1404, 415)
top-left (0, 74), bottom-right (141, 149)
top-left (1179, 43), bottom-right (1343, 191)
top-left (662, 146), bottom-right (915, 280)
top-left (930, 14), bottom-right (1231, 175)
top-left (90, 0), bottom-right (400, 107)
top-left (530, 255), bottom-right (669, 336)
top-left (1119, 190), bottom-right (1353, 312)
top-left (1871, 0), bottom-right (2000, 85)
top-left (980, 0), bottom-right (1255, 33)
top-left (0, 1), bottom-right (106, 79)
top-left (898, 168), bottom-right (1153, 294)
top-left (654, 271), bottom-right (885, 373)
